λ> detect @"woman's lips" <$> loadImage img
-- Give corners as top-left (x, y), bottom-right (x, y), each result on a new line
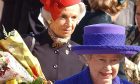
top-left (63, 29), bottom-right (71, 33)
top-left (100, 72), bottom-right (112, 78)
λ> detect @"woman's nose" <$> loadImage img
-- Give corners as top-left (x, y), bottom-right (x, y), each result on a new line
top-left (105, 65), bottom-right (112, 70)
top-left (66, 18), bottom-right (72, 26)
top-left (104, 62), bottom-right (112, 71)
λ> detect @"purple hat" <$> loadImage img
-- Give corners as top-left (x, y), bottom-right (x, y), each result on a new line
top-left (72, 24), bottom-right (140, 57)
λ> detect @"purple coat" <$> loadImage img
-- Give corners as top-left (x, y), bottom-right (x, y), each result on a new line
top-left (55, 67), bottom-right (132, 84)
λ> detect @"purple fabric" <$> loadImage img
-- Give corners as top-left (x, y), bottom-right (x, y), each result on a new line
top-left (84, 34), bottom-right (125, 45)
top-left (72, 24), bottom-right (140, 57)
top-left (55, 67), bottom-right (132, 84)
top-left (84, 24), bottom-right (125, 34)
top-left (113, 76), bottom-right (132, 84)
top-left (72, 45), bottom-right (140, 56)
top-left (113, 76), bottom-right (121, 84)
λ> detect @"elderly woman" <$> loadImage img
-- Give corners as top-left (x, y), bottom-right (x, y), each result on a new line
top-left (72, 0), bottom-right (128, 44)
top-left (24, 0), bottom-right (86, 82)
top-left (54, 24), bottom-right (140, 84)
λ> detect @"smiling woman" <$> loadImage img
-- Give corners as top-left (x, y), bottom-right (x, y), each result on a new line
top-left (84, 54), bottom-right (123, 84)
top-left (54, 24), bottom-right (140, 84)
top-left (87, 54), bottom-right (120, 84)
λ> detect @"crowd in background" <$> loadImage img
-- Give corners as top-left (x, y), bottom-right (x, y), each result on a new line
top-left (0, 0), bottom-right (140, 84)
top-left (0, 0), bottom-right (136, 34)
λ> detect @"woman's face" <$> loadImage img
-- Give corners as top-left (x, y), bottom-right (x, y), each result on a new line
top-left (87, 54), bottom-right (122, 84)
top-left (50, 4), bottom-right (80, 38)
top-left (135, 5), bottom-right (140, 32)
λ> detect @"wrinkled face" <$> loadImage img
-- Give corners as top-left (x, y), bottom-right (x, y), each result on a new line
top-left (50, 4), bottom-right (80, 38)
top-left (135, 5), bottom-right (140, 32)
top-left (87, 54), bottom-right (122, 84)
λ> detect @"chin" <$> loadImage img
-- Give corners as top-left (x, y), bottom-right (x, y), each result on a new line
top-left (63, 34), bottom-right (71, 37)
top-left (95, 80), bottom-right (111, 84)
top-left (95, 76), bottom-right (112, 84)
top-left (60, 35), bottom-right (70, 38)
top-left (101, 79), bottom-right (112, 84)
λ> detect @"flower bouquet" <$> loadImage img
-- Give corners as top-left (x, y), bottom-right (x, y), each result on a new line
top-left (0, 28), bottom-right (51, 84)
top-left (0, 51), bottom-right (33, 83)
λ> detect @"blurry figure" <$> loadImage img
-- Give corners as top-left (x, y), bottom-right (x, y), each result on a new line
top-left (24, 0), bottom-right (86, 82)
top-left (72, 0), bottom-right (128, 44)
top-left (122, 0), bottom-right (140, 83)
top-left (55, 24), bottom-right (139, 84)
top-left (116, 0), bottom-right (135, 26)
top-left (1, 0), bottom-right (42, 34)
top-left (0, 0), bottom-right (4, 22)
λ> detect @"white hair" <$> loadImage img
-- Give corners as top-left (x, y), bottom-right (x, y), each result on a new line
top-left (41, 8), bottom-right (52, 25)
top-left (41, 2), bottom-right (86, 25)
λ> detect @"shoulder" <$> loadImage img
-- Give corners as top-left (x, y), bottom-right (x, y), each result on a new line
top-left (120, 79), bottom-right (133, 84)
top-left (69, 40), bottom-right (79, 45)
top-left (23, 34), bottom-right (35, 49)
top-left (54, 67), bottom-right (92, 84)
top-left (54, 73), bottom-right (81, 84)
top-left (27, 30), bottom-right (52, 45)
top-left (23, 30), bottom-right (49, 50)
top-left (113, 76), bottom-right (132, 84)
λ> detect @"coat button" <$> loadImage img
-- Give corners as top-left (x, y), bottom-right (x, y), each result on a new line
top-left (53, 64), bottom-right (58, 69)
top-left (54, 50), bottom-right (59, 54)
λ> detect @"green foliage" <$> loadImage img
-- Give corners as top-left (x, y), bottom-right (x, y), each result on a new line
top-left (19, 77), bottom-right (44, 84)
top-left (31, 77), bottom-right (44, 84)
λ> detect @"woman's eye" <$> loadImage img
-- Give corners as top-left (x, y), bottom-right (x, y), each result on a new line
top-left (111, 59), bottom-right (119, 64)
top-left (61, 15), bottom-right (67, 19)
top-left (99, 59), bottom-right (105, 62)
top-left (72, 16), bottom-right (77, 19)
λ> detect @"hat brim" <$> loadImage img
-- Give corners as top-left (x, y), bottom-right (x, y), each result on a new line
top-left (72, 45), bottom-right (140, 57)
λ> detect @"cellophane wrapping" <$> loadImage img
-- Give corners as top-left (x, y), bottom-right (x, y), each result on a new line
top-left (0, 51), bottom-right (33, 82)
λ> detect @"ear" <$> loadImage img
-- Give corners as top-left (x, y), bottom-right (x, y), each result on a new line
top-left (47, 19), bottom-right (53, 24)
